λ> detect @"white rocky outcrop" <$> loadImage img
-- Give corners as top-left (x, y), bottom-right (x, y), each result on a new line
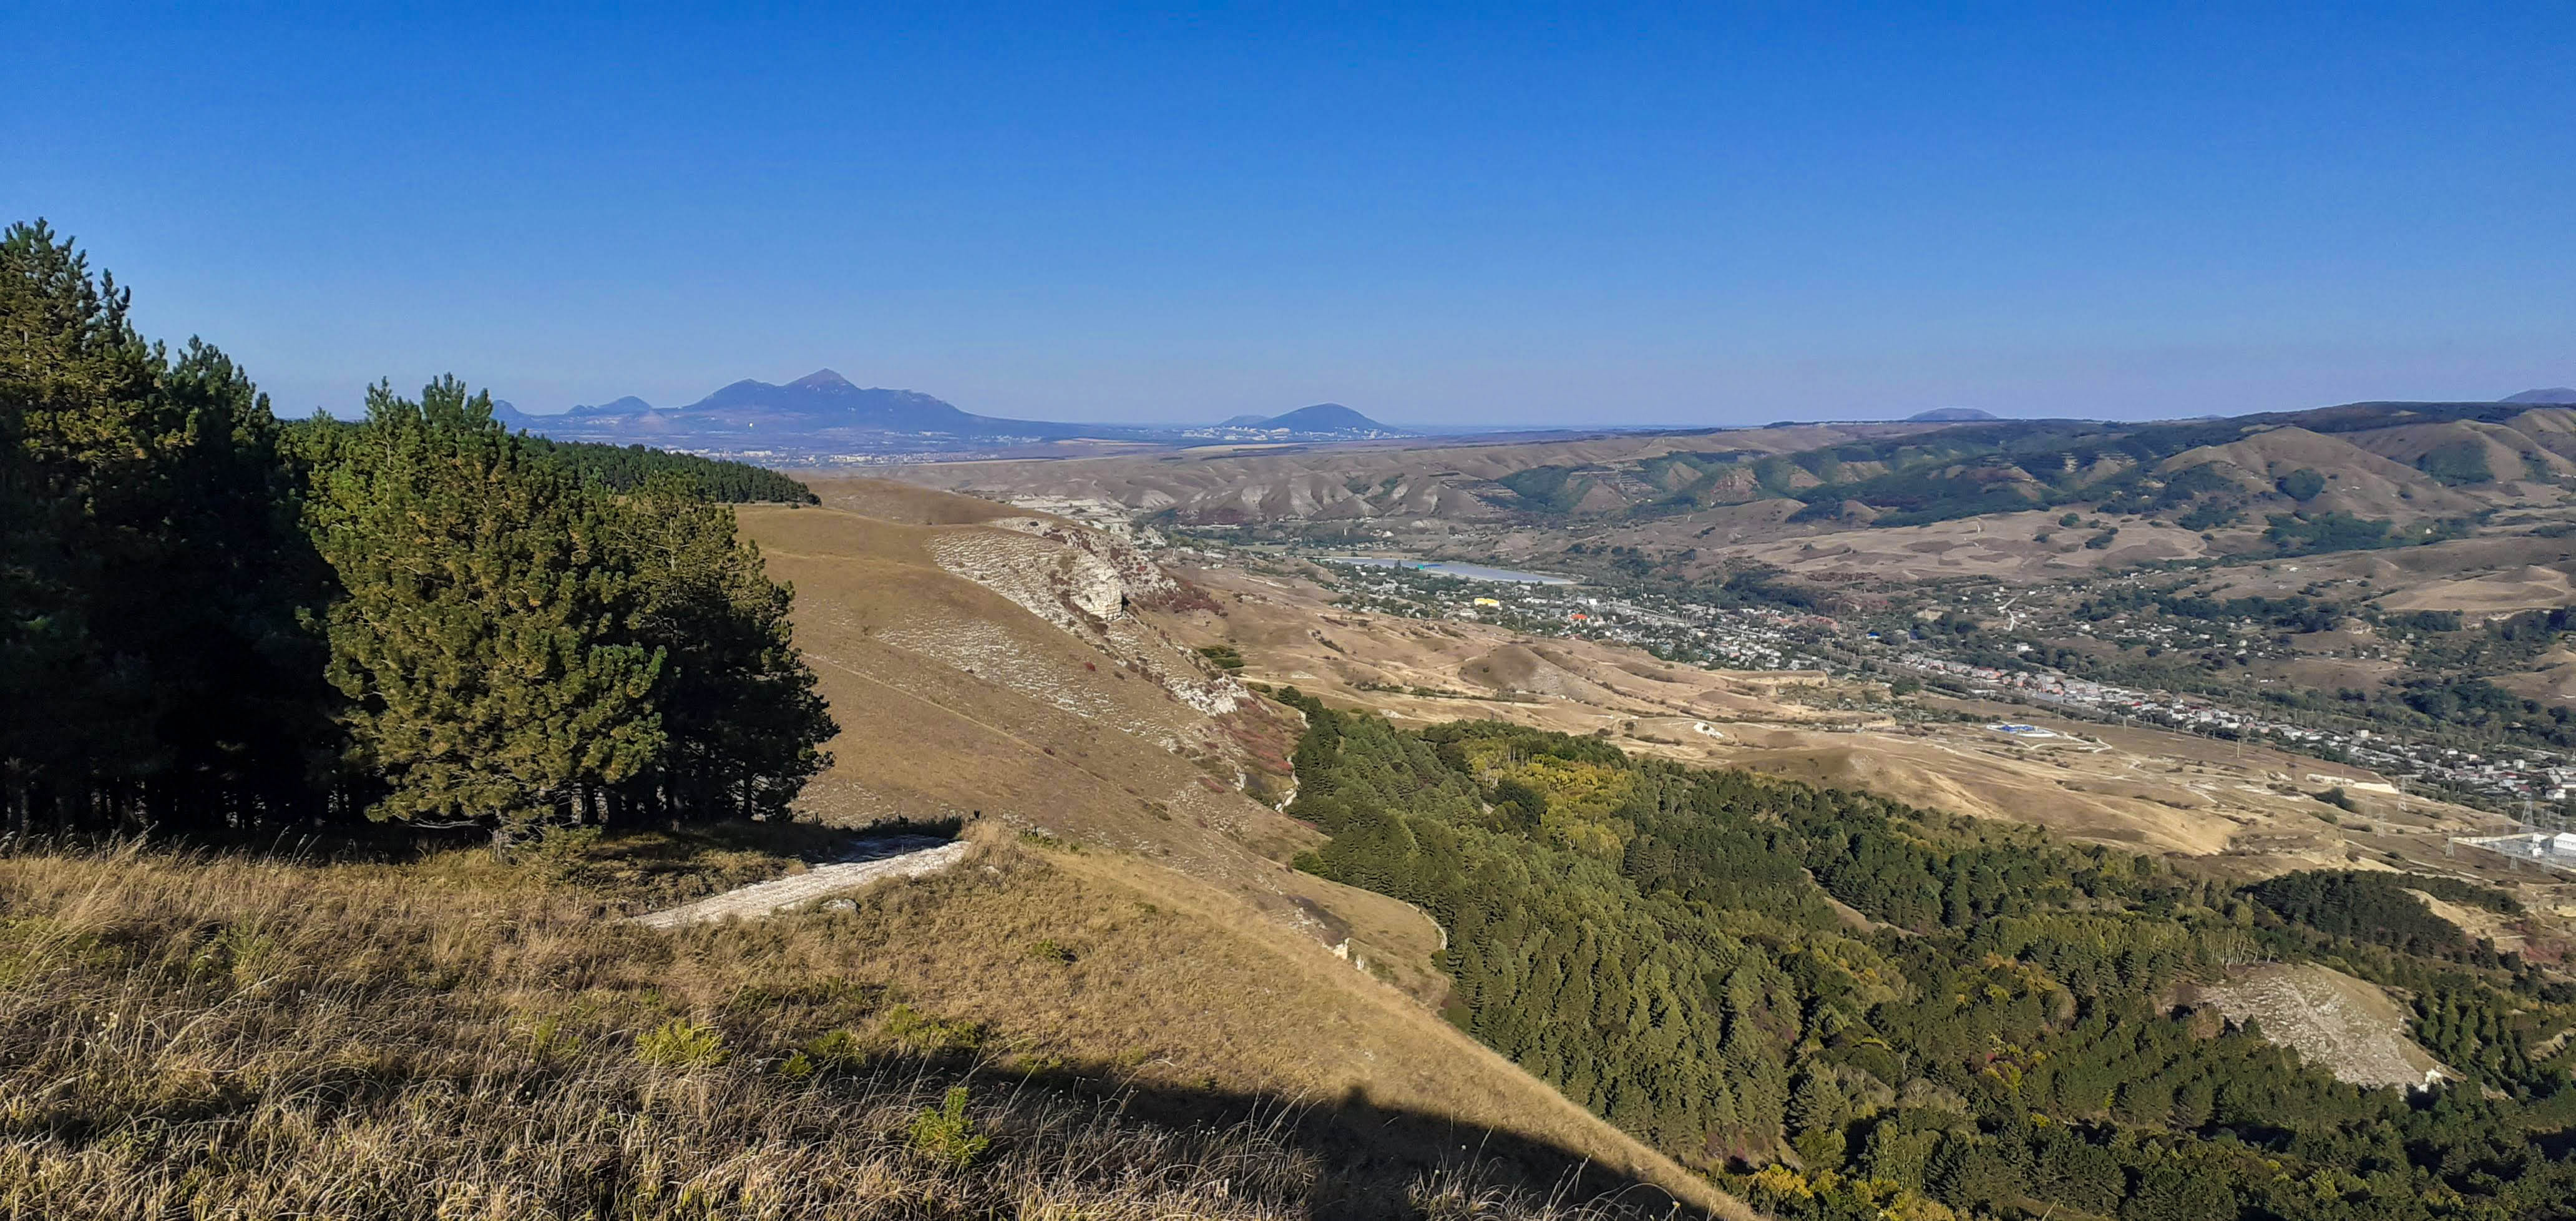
top-left (924, 515), bottom-right (1252, 723)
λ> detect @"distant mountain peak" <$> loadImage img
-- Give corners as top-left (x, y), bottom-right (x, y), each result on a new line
top-left (789, 368), bottom-right (855, 390)
top-left (1260, 403), bottom-right (1400, 434)
top-left (2503, 388), bottom-right (2576, 406)
top-left (567, 395), bottom-right (655, 416)
top-left (1909, 407), bottom-right (2000, 422)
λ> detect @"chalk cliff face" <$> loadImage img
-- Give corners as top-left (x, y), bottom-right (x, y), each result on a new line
top-left (932, 514), bottom-right (1247, 718)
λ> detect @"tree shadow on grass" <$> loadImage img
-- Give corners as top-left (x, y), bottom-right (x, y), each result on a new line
top-left (914, 1052), bottom-right (1713, 1220)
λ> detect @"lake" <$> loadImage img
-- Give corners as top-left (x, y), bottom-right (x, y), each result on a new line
top-left (1323, 556), bottom-right (1576, 585)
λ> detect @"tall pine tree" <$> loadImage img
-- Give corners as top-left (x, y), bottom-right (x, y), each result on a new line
top-left (612, 473), bottom-right (832, 821)
top-left (1, 220), bottom-right (325, 835)
top-left (306, 378), bottom-right (666, 835)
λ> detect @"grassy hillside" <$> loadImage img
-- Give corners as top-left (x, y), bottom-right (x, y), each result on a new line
top-left (0, 828), bottom-right (1724, 1220)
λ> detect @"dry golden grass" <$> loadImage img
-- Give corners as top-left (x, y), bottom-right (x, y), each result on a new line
top-left (0, 832), bottom-right (1726, 1219)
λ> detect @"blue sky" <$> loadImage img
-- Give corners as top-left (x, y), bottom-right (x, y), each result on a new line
top-left (7, 2), bottom-right (2570, 426)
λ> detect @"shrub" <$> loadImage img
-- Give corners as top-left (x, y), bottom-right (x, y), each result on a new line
top-left (635, 1018), bottom-right (729, 1067)
top-left (909, 1086), bottom-right (992, 1171)
top-left (803, 1027), bottom-right (874, 1072)
top-left (1196, 644), bottom-right (1247, 670)
top-left (884, 1003), bottom-right (983, 1054)
top-left (525, 1013), bottom-right (585, 1066)
top-left (1027, 938), bottom-right (1076, 964)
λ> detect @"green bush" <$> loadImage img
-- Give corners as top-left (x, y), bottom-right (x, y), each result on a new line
top-left (884, 1003), bottom-right (983, 1054)
top-left (1196, 644), bottom-right (1247, 670)
top-left (1027, 938), bottom-right (1076, 964)
top-left (635, 1019), bottom-right (729, 1067)
top-left (909, 1086), bottom-right (991, 1171)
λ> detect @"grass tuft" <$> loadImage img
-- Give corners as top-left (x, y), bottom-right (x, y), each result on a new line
top-left (635, 1018), bottom-right (731, 1067)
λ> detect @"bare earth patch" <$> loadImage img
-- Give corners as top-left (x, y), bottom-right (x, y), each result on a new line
top-left (2191, 963), bottom-right (2453, 1089)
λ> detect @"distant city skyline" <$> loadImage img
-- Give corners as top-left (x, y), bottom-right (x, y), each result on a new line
top-left (9, 2), bottom-right (2570, 427)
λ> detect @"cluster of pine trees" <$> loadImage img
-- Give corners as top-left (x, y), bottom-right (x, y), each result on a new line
top-left (1271, 687), bottom-right (2576, 1221)
top-left (510, 433), bottom-right (817, 504)
top-left (2, 220), bottom-right (832, 841)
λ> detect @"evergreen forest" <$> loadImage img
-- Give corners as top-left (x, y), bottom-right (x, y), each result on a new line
top-left (1275, 687), bottom-right (2576, 1221)
top-left (1, 220), bottom-right (834, 842)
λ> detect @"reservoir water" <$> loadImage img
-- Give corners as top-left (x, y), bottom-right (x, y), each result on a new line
top-left (1323, 556), bottom-right (1576, 585)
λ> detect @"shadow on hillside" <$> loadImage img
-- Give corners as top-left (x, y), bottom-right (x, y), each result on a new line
top-left (894, 1051), bottom-right (1710, 1220)
top-left (206, 813), bottom-right (965, 864)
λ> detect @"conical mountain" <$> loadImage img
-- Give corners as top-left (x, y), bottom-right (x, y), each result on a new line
top-left (684, 369), bottom-right (982, 431)
top-left (566, 395), bottom-right (655, 416)
top-left (1231, 403), bottom-right (1404, 435)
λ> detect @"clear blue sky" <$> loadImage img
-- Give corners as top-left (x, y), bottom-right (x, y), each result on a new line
top-left (7, 2), bottom-right (2570, 426)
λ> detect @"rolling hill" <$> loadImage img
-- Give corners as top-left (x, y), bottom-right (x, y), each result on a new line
top-left (894, 399), bottom-right (2576, 584)
top-left (721, 479), bottom-right (1736, 1212)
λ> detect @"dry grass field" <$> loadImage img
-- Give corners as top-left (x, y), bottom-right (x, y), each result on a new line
top-left (733, 490), bottom-right (1427, 957)
top-left (0, 830), bottom-right (1734, 1220)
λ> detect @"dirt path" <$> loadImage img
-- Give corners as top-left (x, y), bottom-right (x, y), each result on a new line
top-left (632, 836), bottom-right (969, 928)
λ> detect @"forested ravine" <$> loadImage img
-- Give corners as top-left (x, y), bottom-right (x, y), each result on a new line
top-left (1272, 686), bottom-right (2576, 1221)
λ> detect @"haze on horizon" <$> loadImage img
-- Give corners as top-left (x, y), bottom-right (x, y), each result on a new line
top-left (7, 2), bottom-right (2570, 429)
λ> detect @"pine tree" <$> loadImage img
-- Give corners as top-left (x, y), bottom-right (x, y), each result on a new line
top-left (308, 378), bottom-right (665, 836)
top-left (611, 473), bottom-right (831, 821)
top-left (1, 220), bottom-right (325, 835)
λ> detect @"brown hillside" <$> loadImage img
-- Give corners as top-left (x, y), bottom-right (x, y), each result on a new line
top-left (2341, 419), bottom-right (2576, 484)
top-left (728, 491), bottom-right (1742, 1212)
top-left (1461, 644), bottom-right (1622, 702)
top-left (736, 500), bottom-right (1353, 938)
top-left (2378, 564), bottom-right (2576, 614)
top-left (890, 423), bottom-right (1943, 524)
top-left (2505, 408), bottom-right (2576, 460)
top-left (809, 475), bottom-right (1030, 524)
top-left (2155, 427), bottom-right (2484, 519)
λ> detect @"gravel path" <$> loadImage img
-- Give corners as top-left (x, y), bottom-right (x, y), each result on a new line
top-left (632, 836), bottom-right (968, 928)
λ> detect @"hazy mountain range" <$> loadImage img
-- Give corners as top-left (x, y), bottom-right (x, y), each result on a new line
top-left (484, 375), bottom-right (2572, 459)
top-left (490, 371), bottom-right (1412, 452)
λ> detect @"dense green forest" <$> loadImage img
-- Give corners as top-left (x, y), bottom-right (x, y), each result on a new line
top-left (1, 220), bottom-right (832, 841)
top-left (1273, 688), bottom-right (2576, 1221)
top-left (481, 432), bottom-right (814, 504)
